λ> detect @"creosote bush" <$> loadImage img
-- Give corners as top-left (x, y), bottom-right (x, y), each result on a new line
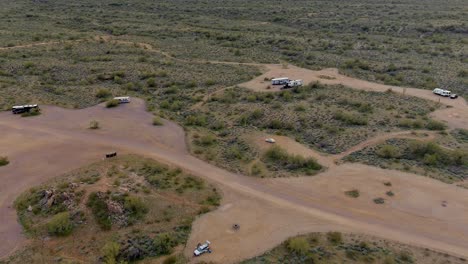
top-left (106, 99), bottom-right (120, 108)
top-left (89, 120), bottom-right (100, 129)
top-left (327, 232), bottom-right (343, 245)
top-left (345, 189), bottom-right (360, 198)
top-left (47, 212), bottom-right (73, 236)
top-left (152, 116), bottom-right (163, 126)
top-left (0, 156), bottom-right (9, 166)
top-left (263, 145), bottom-right (322, 174)
top-left (95, 88), bottom-right (112, 99)
top-left (287, 237), bottom-right (310, 255)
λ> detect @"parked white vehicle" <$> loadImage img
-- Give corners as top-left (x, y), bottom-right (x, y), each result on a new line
top-left (281, 79), bottom-right (303, 89)
top-left (433, 88), bottom-right (451, 97)
top-left (265, 138), bottom-right (276, 143)
top-left (271, 77), bottom-right (289, 85)
top-left (194, 241), bottom-right (211, 256)
top-left (11, 104), bottom-right (39, 114)
top-left (114, 96), bottom-right (131, 103)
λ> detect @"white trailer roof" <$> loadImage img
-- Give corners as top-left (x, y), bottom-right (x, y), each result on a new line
top-left (271, 77), bottom-right (289, 81)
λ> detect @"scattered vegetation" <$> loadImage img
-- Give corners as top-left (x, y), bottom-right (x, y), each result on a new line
top-left (345, 139), bottom-right (468, 183)
top-left (10, 155), bottom-right (220, 263)
top-left (242, 232), bottom-right (457, 264)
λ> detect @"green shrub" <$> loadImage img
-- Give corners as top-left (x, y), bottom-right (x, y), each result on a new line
top-left (373, 197), bottom-right (385, 204)
top-left (425, 120), bottom-right (446, 130)
top-left (397, 251), bottom-right (414, 263)
top-left (106, 99), bottom-right (120, 108)
top-left (376, 145), bottom-right (400, 159)
top-left (102, 241), bottom-right (120, 264)
top-left (87, 192), bottom-right (112, 230)
top-left (264, 146), bottom-right (322, 173)
top-left (345, 189), bottom-right (360, 198)
top-left (47, 212), bottom-right (73, 236)
top-left (0, 156), bottom-right (9, 166)
top-left (124, 196), bottom-right (148, 221)
top-left (327, 232), bottom-right (342, 245)
top-left (95, 88), bottom-right (112, 98)
top-left (153, 232), bottom-right (177, 255)
top-left (334, 110), bottom-right (367, 125)
top-left (199, 134), bottom-right (217, 146)
top-left (152, 116), bottom-right (163, 126)
top-left (287, 237), bottom-right (310, 255)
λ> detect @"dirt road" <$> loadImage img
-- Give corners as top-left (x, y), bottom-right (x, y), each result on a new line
top-left (1, 99), bottom-right (467, 263)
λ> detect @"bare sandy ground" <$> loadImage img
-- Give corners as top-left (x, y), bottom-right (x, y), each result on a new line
top-left (0, 98), bottom-right (467, 264)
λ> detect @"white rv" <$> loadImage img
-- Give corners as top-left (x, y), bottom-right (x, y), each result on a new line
top-left (12, 104), bottom-right (39, 114)
top-left (281, 79), bottom-right (303, 90)
top-left (113, 96), bottom-right (131, 103)
top-left (433, 88), bottom-right (451, 97)
top-left (271, 77), bottom-right (289, 85)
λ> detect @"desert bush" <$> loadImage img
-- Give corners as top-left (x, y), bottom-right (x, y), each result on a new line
top-left (106, 99), bottom-right (120, 108)
top-left (124, 196), bottom-right (148, 221)
top-left (263, 146), bottom-right (322, 174)
top-left (345, 189), bottom-right (360, 198)
top-left (376, 145), bottom-right (400, 159)
top-left (87, 192), bottom-right (112, 230)
top-left (327, 232), bottom-right (343, 245)
top-left (153, 232), bottom-right (177, 255)
top-left (373, 197), bottom-right (385, 204)
top-left (102, 241), bottom-right (120, 264)
top-left (287, 237), bottom-right (310, 255)
top-left (0, 156), bottom-right (9, 166)
top-left (425, 120), bottom-right (446, 130)
top-left (47, 212), bottom-right (73, 236)
top-left (199, 134), bottom-right (217, 146)
top-left (153, 116), bottom-right (163, 126)
top-left (397, 251), bottom-right (414, 263)
top-left (334, 110), bottom-right (367, 125)
top-left (95, 88), bottom-right (111, 98)
top-left (89, 120), bottom-right (100, 129)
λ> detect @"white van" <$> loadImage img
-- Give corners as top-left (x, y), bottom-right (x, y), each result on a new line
top-left (114, 96), bottom-right (130, 103)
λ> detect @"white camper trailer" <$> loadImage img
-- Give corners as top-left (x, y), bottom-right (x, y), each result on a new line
top-left (271, 77), bottom-right (290, 85)
top-left (113, 96), bottom-right (131, 103)
top-left (432, 88), bottom-right (451, 97)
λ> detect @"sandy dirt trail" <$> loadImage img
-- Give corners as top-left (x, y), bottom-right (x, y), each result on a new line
top-left (0, 99), bottom-right (467, 264)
